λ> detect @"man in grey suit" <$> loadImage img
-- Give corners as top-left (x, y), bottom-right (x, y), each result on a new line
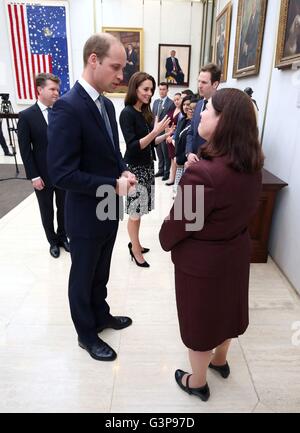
top-left (152, 82), bottom-right (175, 180)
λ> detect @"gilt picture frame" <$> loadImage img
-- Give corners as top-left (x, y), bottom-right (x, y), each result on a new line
top-left (102, 27), bottom-right (143, 96)
top-left (275, 0), bottom-right (300, 69)
top-left (233, 0), bottom-right (268, 78)
top-left (214, 2), bottom-right (232, 82)
top-left (158, 44), bottom-right (191, 87)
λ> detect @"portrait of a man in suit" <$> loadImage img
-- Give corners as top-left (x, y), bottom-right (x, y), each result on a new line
top-left (158, 44), bottom-right (191, 86)
top-left (123, 43), bottom-right (138, 84)
top-left (238, 0), bottom-right (261, 69)
top-left (165, 50), bottom-right (185, 84)
top-left (216, 18), bottom-right (226, 73)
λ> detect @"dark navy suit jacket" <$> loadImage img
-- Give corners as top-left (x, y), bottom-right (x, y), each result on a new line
top-left (47, 81), bottom-right (126, 238)
top-left (185, 99), bottom-right (206, 155)
top-left (18, 103), bottom-right (52, 185)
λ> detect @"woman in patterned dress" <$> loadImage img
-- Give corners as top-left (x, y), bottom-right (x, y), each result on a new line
top-left (119, 72), bottom-right (172, 267)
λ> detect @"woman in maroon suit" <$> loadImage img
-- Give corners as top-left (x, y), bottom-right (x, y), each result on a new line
top-left (159, 88), bottom-right (264, 401)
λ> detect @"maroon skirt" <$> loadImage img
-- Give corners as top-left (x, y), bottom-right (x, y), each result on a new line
top-left (167, 141), bottom-right (175, 159)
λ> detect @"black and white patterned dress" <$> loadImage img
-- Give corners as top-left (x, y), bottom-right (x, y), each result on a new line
top-left (119, 105), bottom-right (156, 216)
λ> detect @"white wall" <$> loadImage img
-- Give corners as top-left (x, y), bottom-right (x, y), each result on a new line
top-left (217, 0), bottom-right (300, 294)
top-left (96, 0), bottom-right (203, 129)
top-left (0, 0), bottom-right (202, 139)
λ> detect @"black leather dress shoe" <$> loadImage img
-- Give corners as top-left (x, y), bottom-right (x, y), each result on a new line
top-left (49, 244), bottom-right (60, 258)
top-left (4, 152), bottom-right (14, 156)
top-left (60, 239), bottom-right (70, 252)
top-left (154, 172), bottom-right (163, 177)
top-left (209, 361), bottom-right (230, 378)
top-left (175, 369), bottom-right (210, 401)
top-left (78, 338), bottom-right (117, 361)
top-left (97, 316), bottom-right (132, 333)
top-left (162, 175), bottom-right (169, 181)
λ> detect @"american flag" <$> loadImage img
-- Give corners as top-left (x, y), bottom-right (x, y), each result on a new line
top-left (6, 1), bottom-right (72, 104)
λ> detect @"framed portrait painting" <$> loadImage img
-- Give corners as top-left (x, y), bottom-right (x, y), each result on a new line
top-left (214, 2), bottom-right (232, 82)
top-left (158, 44), bottom-right (191, 87)
top-left (233, 0), bottom-right (268, 78)
top-left (102, 27), bottom-right (143, 95)
top-left (275, 0), bottom-right (300, 68)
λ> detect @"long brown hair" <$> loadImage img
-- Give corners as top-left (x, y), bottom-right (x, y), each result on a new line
top-left (200, 88), bottom-right (264, 173)
top-left (124, 72), bottom-right (156, 125)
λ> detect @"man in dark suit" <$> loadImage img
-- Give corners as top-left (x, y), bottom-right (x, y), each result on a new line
top-left (185, 64), bottom-right (221, 167)
top-left (18, 73), bottom-right (69, 258)
top-left (47, 33), bottom-right (136, 362)
top-left (152, 82), bottom-right (175, 180)
top-left (165, 50), bottom-right (184, 84)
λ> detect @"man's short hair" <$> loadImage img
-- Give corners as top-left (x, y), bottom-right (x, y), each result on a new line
top-left (200, 63), bottom-right (221, 84)
top-left (35, 73), bottom-right (60, 89)
top-left (83, 32), bottom-right (118, 66)
top-left (159, 82), bottom-right (169, 89)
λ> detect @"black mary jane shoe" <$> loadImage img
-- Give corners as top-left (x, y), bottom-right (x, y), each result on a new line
top-left (128, 242), bottom-right (150, 254)
top-left (209, 361), bottom-right (230, 378)
top-left (174, 369), bottom-right (210, 401)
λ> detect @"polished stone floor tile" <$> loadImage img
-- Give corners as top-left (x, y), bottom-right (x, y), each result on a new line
top-left (1, 167), bottom-right (300, 412)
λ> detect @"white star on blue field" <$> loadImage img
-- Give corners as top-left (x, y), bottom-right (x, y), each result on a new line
top-left (27, 5), bottom-right (70, 94)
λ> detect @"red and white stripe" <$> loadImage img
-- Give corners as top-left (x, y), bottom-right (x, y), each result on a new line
top-left (7, 2), bottom-right (52, 103)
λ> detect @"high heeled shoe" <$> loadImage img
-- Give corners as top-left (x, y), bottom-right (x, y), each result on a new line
top-left (128, 242), bottom-right (150, 254)
top-left (128, 243), bottom-right (150, 268)
top-left (175, 369), bottom-right (210, 401)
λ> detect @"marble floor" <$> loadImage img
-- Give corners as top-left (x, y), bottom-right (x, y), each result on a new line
top-left (1, 153), bottom-right (300, 413)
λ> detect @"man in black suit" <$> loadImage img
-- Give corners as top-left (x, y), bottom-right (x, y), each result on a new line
top-left (47, 33), bottom-right (136, 361)
top-left (18, 73), bottom-right (69, 258)
top-left (152, 82), bottom-right (175, 180)
top-left (165, 50), bottom-right (184, 84)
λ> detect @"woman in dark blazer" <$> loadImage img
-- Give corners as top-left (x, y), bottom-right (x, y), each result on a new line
top-left (159, 88), bottom-right (264, 401)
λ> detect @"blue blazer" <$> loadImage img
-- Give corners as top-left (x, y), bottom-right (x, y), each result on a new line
top-left (185, 99), bottom-right (206, 155)
top-left (47, 81), bottom-right (127, 238)
top-left (152, 96), bottom-right (175, 121)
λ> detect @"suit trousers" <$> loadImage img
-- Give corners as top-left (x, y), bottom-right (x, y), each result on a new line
top-left (156, 142), bottom-right (164, 174)
top-left (35, 186), bottom-right (66, 245)
top-left (69, 226), bottom-right (118, 344)
top-left (161, 140), bottom-right (171, 177)
top-left (156, 140), bottom-right (170, 177)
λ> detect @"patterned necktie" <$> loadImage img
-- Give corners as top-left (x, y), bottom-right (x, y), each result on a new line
top-left (98, 95), bottom-right (115, 148)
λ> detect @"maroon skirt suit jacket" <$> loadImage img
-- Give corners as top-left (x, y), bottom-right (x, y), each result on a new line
top-left (159, 156), bottom-right (262, 351)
